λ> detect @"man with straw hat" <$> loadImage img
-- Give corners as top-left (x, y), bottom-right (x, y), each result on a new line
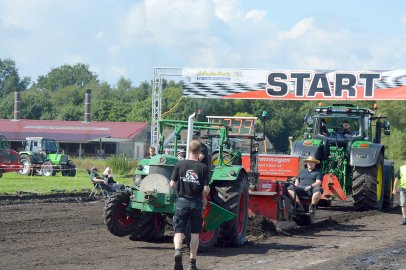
top-left (287, 156), bottom-right (323, 214)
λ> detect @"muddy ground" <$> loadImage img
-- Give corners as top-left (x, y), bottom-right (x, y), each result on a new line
top-left (0, 195), bottom-right (405, 270)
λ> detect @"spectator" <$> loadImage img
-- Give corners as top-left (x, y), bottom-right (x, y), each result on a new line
top-left (392, 156), bottom-right (406, 225)
top-left (287, 156), bottom-right (323, 214)
top-left (146, 146), bottom-right (156, 159)
top-left (89, 167), bottom-right (114, 193)
top-left (170, 140), bottom-right (210, 270)
top-left (102, 167), bottom-right (125, 192)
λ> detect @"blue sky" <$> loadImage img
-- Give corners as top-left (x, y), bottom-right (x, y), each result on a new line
top-left (0, 0), bottom-right (405, 87)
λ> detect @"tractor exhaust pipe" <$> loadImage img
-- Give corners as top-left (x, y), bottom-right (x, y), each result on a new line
top-left (13, 90), bottom-right (20, 121)
top-left (186, 112), bottom-right (196, 159)
top-left (84, 89), bottom-right (91, 123)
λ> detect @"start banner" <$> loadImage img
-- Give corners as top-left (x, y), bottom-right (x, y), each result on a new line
top-left (182, 68), bottom-right (406, 100)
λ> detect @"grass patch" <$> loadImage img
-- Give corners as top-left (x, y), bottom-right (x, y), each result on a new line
top-left (0, 170), bottom-right (134, 195)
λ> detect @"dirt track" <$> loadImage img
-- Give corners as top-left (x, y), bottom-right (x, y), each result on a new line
top-left (0, 196), bottom-right (405, 270)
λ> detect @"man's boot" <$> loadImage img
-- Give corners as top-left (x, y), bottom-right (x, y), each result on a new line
top-left (174, 249), bottom-right (183, 270)
top-left (188, 258), bottom-right (197, 270)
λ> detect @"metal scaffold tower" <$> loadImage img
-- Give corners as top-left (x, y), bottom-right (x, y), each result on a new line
top-left (151, 67), bottom-right (183, 148)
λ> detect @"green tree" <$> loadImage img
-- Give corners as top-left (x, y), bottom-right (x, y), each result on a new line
top-left (0, 92), bottom-right (15, 119)
top-left (20, 90), bottom-right (54, 119)
top-left (0, 58), bottom-right (30, 97)
top-left (35, 63), bottom-right (98, 91)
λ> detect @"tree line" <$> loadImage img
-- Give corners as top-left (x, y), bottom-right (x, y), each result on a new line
top-left (0, 58), bottom-right (404, 161)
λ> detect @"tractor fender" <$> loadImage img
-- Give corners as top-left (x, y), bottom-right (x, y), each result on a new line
top-left (291, 141), bottom-right (323, 160)
top-left (350, 143), bottom-right (384, 167)
top-left (209, 166), bottom-right (245, 184)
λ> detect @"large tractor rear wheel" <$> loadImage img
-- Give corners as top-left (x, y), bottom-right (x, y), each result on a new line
top-left (352, 154), bottom-right (384, 210)
top-left (129, 213), bottom-right (166, 242)
top-left (18, 154), bottom-right (32, 175)
top-left (105, 191), bottom-right (139, 237)
top-left (62, 163), bottom-right (76, 177)
top-left (212, 172), bottom-right (248, 247)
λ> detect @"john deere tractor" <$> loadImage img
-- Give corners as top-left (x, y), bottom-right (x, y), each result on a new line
top-left (292, 103), bottom-right (394, 210)
top-left (104, 115), bottom-right (251, 250)
top-left (18, 137), bottom-right (76, 177)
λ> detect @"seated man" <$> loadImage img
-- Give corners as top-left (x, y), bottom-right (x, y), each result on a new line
top-left (340, 120), bottom-right (352, 137)
top-left (287, 156), bottom-right (323, 214)
top-left (320, 118), bottom-right (330, 136)
top-left (89, 167), bottom-right (115, 193)
top-left (102, 167), bottom-right (125, 191)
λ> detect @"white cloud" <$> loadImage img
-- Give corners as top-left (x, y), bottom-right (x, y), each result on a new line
top-left (278, 17), bottom-right (314, 40)
top-left (244, 9), bottom-right (267, 22)
top-left (213, 0), bottom-right (243, 23)
top-left (0, 0), bottom-right (54, 30)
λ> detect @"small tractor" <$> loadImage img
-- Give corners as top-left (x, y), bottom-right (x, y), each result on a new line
top-left (104, 114), bottom-right (252, 250)
top-left (0, 134), bottom-right (22, 178)
top-left (291, 103), bottom-right (394, 210)
top-left (18, 137), bottom-right (76, 177)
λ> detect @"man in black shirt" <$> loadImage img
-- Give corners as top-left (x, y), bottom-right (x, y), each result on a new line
top-left (170, 140), bottom-right (210, 270)
top-left (287, 156), bottom-right (323, 214)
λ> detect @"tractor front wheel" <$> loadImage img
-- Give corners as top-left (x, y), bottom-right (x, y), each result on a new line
top-left (105, 191), bottom-right (139, 237)
top-left (129, 213), bottom-right (166, 242)
top-left (213, 172), bottom-right (249, 247)
top-left (352, 154), bottom-right (384, 210)
top-left (41, 162), bottom-right (54, 177)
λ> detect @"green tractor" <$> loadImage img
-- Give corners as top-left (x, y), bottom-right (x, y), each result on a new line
top-left (292, 103), bottom-right (394, 210)
top-left (104, 115), bottom-right (251, 250)
top-left (18, 137), bottom-right (76, 177)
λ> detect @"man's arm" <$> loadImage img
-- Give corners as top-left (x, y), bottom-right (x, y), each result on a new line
top-left (169, 164), bottom-right (179, 189)
top-left (393, 177), bottom-right (399, 194)
top-left (92, 176), bottom-right (106, 184)
top-left (312, 179), bottom-right (322, 188)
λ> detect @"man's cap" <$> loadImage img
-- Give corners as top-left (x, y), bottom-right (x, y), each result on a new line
top-left (303, 156), bottom-right (320, 164)
top-left (90, 167), bottom-right (98, 172)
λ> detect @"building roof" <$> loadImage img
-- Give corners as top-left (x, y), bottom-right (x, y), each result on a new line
top-left (0, 119), bottom-right (149, 143)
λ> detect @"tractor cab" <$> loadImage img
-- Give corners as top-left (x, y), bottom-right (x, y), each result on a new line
top-left (304, 104), bottom-right (390, 159)
top-left (22, 137), bottom-right (58, 163)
